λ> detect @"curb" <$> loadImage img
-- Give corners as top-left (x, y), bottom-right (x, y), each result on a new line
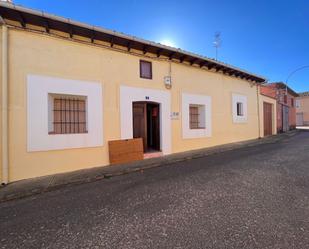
top-left (0, 130), bottom-right (300, 203)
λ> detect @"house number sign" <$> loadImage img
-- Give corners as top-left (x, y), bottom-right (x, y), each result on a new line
top-left (171, 112), bottom-right (180, 120)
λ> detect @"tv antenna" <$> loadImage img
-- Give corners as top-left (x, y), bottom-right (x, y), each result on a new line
top-left (213, 32), bottom-right (221, 60)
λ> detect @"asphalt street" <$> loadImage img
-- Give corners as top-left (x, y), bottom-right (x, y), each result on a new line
top-left (1, 131), bottom-right (309, 249)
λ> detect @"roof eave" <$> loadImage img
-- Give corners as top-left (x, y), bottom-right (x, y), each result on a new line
top-left (0, 1), bottom-right (267, 83)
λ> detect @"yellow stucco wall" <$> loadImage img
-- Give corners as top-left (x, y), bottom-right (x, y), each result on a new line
top-left (259, 94), bottom-right (277, 137)
top-left (4, 27), bottom-right (264, 182)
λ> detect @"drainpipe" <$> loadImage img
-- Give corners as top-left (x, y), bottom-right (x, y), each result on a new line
top-left (1, 24), bottom-right (8, 185)
top-left (256, 84), bottom-right (261, 138)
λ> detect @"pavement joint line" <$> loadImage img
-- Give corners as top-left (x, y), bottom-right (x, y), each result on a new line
top-left (0, 130), bottom-right (300, 203)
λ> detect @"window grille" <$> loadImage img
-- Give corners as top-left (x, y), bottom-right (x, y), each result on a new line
top-left (51, 98), bottom-right (87, 134)
top-left (189, 105), bottom-right (205, 129)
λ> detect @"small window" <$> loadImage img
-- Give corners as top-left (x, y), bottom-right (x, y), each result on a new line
top-left (189, 104), bottom-right (205, 129)
top-left (291, 98), bottom-right (294, 107)
top-left (296, 99), bottom-right (300, 108)
top-left (237, 102), bottom-right (244, 116)
top-left (49, 94), bottom-right (87, 134)
top-left (140, 60), bottom-right (152, 79)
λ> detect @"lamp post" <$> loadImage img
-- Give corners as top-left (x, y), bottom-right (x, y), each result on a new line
top-left (285, 65), bottom-right (309, 95)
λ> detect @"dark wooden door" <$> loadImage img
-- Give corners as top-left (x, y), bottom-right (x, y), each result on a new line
top-left (133, 102), bottom-right (147, 151)
top-left (263, 102), bottom-right (273, 136)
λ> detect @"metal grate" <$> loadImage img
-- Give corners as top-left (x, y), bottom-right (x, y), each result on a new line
top-left (51, 98), bottom-right (87, 134)
top-left (190, 105), bottom-right (202, 129)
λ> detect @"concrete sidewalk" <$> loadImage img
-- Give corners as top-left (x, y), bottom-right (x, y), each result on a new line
top-left (0, 130), bottom-right (299, 202)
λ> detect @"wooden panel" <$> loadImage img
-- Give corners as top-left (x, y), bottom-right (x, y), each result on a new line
top-left (133, 102), bottom-right (147, 151)
top-left (263, 102), bottom-right (273, 136)
top-left (108, 138), bottom-right (144, 165)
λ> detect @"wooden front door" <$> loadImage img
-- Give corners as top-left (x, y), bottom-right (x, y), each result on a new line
top-left (133, 102), bottom-right (147, 151)
top-left (133, 102), bottom-right (160, 152)
top-left (263, 102), bottom-right (273, 136)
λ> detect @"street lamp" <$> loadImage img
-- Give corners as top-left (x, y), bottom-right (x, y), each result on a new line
top-left (285, 65), bottom-right (309, 95)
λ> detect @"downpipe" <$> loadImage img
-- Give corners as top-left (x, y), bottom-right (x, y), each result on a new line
top-left (1, 24), bottom-right (8, 185)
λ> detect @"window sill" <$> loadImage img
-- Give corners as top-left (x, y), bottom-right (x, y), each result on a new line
top-left (48, 131), bottom-right (88, 135)
top-left (190, 127), bottom-right (206, 130)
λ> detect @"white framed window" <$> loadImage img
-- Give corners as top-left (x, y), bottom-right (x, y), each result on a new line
top-left (296, 99), bottom-right (301, 108)
top-left (27, 74), bottom-right (103, 152)
top-left (232, 94), bottom-right (248, 123)
top-left (189, 104), bottom-right (205, 129)
top-left (182, 93), bottom-right (212, 139)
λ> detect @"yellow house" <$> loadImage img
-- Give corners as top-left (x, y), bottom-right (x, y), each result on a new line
top-left (0, 2), bottom-right (277, 184)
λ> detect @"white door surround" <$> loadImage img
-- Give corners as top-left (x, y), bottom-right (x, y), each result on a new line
top-left (120, 86), bottom-right (171, 155)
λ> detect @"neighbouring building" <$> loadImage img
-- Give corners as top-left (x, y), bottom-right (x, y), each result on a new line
top-left (296, 92), bottom-right (309, 126)
top-left (260, 82), bottom-right (298, 133)
top-left (0, 2), bottom-right (276, 184)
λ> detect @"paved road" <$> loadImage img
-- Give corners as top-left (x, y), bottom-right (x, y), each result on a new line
top-left (1, 131), bottom-right (309, 249)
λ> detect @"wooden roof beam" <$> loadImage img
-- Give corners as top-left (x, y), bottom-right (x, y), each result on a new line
top-left (207, 63), bottom-right (215, 70)
top-left (69, 26), bottom-right (73, 38)
top-left (44, 18), bottom-right (50, 33)
top-left (156, 49), bottom-right (163, 58)
top-left (200, 61), bottom-right (209, 68)
top-left (127, 41), bottom-right (131, 51)
top-left (215, 66), bottom-right (223, 72)
top-left (179, 55), bottom-right (186, 63)
top-left (169, 52), bottom-right (176, 60)
top-left (19, 12), bottom-right (26, 28)
top-left (110, 36), bottom-right (114, 47)
top-left (190, 58), bottom-right (198, 66)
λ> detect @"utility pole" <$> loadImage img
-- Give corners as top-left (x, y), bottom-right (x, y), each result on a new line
top-left (213, 32), bottom-right (221, 61)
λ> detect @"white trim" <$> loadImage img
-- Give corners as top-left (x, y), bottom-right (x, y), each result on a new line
top-left (120, 86), bottom-right (171, 155)
top-left (182, 93), bottom-right (212, 139)
top-left (232, 93), bottom-right (248, 123)
top-left (27, 74), bottom-right (103, 152)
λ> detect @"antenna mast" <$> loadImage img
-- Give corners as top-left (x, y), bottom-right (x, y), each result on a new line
top-left (213, 32), bottom-right (221, 61)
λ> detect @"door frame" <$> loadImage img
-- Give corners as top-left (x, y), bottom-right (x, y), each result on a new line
top-left (132, 101), bottom-right (161, 152)
top-left (120, 86), bottom-right (171, 155)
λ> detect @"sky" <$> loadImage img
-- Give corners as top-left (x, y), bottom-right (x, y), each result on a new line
top-left (13, 0), bottom-right (309, 92)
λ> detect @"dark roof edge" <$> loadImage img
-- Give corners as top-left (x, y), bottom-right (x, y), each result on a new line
top-left (298, 91), bottom-right (309, 97)
top-left (0, 2), bottom-right (266, 82)
top-left (267, 82), bottom-right (299, 97)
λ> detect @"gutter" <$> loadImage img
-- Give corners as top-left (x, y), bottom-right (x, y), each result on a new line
top-left (1, 22), bottom-right (8, 184)
top-left (256, 84), bottom-right (261, 138)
